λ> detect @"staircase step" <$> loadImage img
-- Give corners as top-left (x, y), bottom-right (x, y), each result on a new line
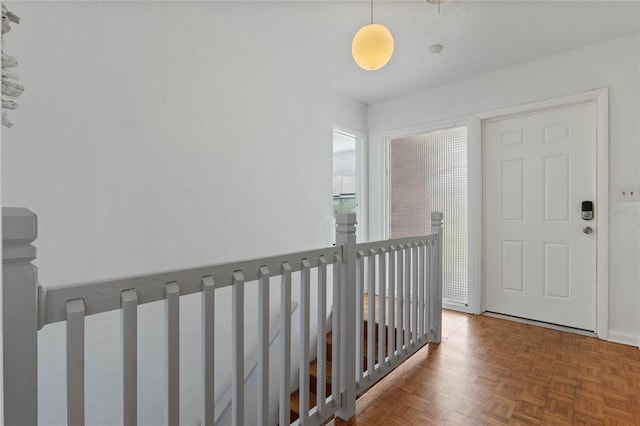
top-left (288, 313), bottom-right (403, 424)
top-left (326, 324), bottom-right (395, 359)
top-left (365, 320), bottom-right (407, 344)
top-left (290, 389), bottom-right (317, 421)
top-left (309, 359), bottom-right (332, 395)
top-left (310, 359), bottom-right (332, 378)
top-left (363, 320), bottom-right (396, 344)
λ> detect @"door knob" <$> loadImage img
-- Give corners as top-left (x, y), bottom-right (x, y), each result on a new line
top-left (583, 226), bottom-right (593, 234)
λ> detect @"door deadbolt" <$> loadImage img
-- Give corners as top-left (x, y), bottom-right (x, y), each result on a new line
top-left (583, 226), bottom-right (593, 234)
top-left (581, 201), bottom-right (594, 220)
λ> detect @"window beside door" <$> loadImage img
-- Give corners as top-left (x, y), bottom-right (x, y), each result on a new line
top-left (388, 126), bottom-right (469, 307)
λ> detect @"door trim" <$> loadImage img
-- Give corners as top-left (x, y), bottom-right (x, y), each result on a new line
top-left (474, 88), bottom-right (609, 339)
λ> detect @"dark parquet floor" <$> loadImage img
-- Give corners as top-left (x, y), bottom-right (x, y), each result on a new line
top-left (330, 310), bottom-right (640, 425)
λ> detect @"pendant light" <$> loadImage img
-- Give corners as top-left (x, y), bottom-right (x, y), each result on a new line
top-left (351, 0), bottom-right (394, 71)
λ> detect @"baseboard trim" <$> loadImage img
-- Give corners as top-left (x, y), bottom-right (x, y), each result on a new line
top-left (481, 312), bottom-right (640, 349)
top-left (608, 330), bottom-right (640, 348)
top-left (482, 312), bottom-right (597, 338)
top-left (443, 301), bottom-right (473, 314)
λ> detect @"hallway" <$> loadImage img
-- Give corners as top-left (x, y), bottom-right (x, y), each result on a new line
top-left (331, 310), bottom-right (640, 425)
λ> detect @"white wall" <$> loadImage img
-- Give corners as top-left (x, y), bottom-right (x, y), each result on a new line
top-left (367, 33), bottom-right (640, 345)
top-left (331, 92), bottom-right (367, 134)
top-left (1, 2), bottom-right (365, 424)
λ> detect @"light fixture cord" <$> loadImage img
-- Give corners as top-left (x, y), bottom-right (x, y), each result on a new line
top-left (370, 0), bottom-right (374, 23)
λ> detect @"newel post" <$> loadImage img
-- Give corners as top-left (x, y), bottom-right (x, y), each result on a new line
top-left (430, 211), bottom-right (444, 343)
top-left (3, 207), bottom-right (39, 426)
top-left (335, 211), bottom-right (356, 420)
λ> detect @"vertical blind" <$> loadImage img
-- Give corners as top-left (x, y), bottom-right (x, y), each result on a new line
top-left (389, 126), bottom-right (468, 305)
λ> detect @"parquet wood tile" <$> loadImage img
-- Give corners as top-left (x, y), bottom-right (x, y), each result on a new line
top-left (328, 310), bottom-right (640, 426)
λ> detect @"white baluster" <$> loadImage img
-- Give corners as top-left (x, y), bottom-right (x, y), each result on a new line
top-left (201, 276), bottom-right (215, 426)
top-left (299, 259), bottom-right (311, 424)
top-left (317, 256), bottom-right (328, 417)
top-left (425, 240), bottom-right (437, 342)
top-left (396, 245), bottom-right (404, 357)
top-left (66, 298), bottom-right (86, 426)
top-left (418, 243), bottom-right (425, 340)
top-left (378, 248), bottom-right (387, 372)
top-left (331, 254), bottom-right (342, 409)
top-left (258, 267), bottom-right (270, 426)
top-left (121, 289), bottom-right (138, 426)
top-left (280, 262), bottom-right (292, 426)
top-left (356, 251), bottom-right (365, 384)
top-left (165, 282), bottom-right (180, 426)
top-left (388, 246), bottom-right (396, 361)
top-left (232, 271), bottom-right (245, 426)
top-left (404, 245), bottom-right (411, 354)
top-left (367, 249), bottom-right (375, 377)
top-left (411, 242), bottom-right (418, 348)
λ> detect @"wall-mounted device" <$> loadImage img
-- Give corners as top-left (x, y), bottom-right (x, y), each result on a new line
top-left (616, 185), bottom-right (640, 202)
top-left (581, 201), bottom-right (593, 220)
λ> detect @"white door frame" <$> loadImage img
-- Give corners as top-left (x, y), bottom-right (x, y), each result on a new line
top-left (472, 88), bottom-right (609, 339)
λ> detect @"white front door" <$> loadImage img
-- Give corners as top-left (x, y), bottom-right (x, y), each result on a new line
top-left (484, 102), bottom-right (597, 331)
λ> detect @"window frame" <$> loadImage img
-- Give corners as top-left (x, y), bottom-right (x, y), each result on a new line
top-left (380, 116), bottom-right (477, 313)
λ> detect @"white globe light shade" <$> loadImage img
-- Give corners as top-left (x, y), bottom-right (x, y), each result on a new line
top-left (351, 23), bottom-right (394, 71)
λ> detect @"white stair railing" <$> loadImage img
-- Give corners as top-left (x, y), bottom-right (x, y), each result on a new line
top-left (2, 208), bottom-right (443, 426)
top-left (351, 211), bottom-right (443, 395)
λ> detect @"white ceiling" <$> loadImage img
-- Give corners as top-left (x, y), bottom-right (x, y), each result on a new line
top-left (213, 0), bottom-right (640, 104)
